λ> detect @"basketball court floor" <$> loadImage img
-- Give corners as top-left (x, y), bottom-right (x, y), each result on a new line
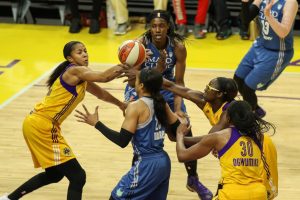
top-left (0, 23), bottom-right (300, 199)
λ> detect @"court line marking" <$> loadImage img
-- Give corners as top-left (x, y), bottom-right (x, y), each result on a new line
top-left (0, 65), bottom-right (57, 110)
top-left (1, 62), bottom-right (300, 109)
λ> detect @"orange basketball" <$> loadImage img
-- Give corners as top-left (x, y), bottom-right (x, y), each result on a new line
top-left (118, 40), bottom-right (146, 67)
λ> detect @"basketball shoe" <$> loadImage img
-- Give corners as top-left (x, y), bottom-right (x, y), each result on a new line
top-left (255, 105), bottom-right (266, 118)
top-left (187, 176), bottom-right (213, 200)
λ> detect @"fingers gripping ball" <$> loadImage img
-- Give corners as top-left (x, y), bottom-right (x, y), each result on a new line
top-left (118, 40), bottom-right (146, 67)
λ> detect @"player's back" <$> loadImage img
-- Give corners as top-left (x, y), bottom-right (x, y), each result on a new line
top-left (215, 127), bottom-right (267, 199)
top-left (132, 97), bottom-right (166, 156)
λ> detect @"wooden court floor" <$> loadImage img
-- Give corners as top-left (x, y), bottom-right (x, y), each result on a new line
top-left (0, 24), bottom-right (300, 199)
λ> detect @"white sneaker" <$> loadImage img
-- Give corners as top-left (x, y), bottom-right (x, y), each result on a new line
top-left (114, 22), bottom-right (131, 35)
top-left (0, 194), bottom-right (10, 200)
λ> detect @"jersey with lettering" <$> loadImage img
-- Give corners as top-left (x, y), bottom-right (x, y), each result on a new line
top-left (124, 36), bottom-right (177, 104)
top-left (132, 97), bottom-right (166, 156)
top-left (257, 0), bottom-right (293, 50)
top-left (218, 127), bottom-right (264, 185)
top-left (111, 97), bottom-right (171, 200)
top-left (34, 65), bottom-right (87, 124)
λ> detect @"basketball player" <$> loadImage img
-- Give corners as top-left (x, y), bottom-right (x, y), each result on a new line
top-left (123, 10), bottom-right (213, 199)
top-left (176, 100), bottom-right (276, 200)
top-left (75, 69), bottom-right (183, 200)
top-left (234, 0), bottom-right (298, 117)
top-left (163, 77), bottom-right (278, 199)
top-left (0, 41), bottom-right (128, 200)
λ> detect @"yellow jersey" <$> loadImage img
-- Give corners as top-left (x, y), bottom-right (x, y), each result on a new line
top-left (34, 74), bottom-right (87, 124)
top-left (202, 102), bottom-right (229, 126)
top-left (218, 127), bottom-right (264, 185)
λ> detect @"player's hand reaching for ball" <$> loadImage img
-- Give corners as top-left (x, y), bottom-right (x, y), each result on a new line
top-left (75, 104), bottom-right (99, 126)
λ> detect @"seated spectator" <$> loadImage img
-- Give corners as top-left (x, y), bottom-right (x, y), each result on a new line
top-left (172, 0), bottom-right (210, 39)
top-left (68, 0), bottom-right (103, 34)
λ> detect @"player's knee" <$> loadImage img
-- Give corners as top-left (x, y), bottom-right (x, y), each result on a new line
top-left (51, 173), bottom-right (64, 183)
top-left (77, 168), bottom-right (86, 188)
top-left (70, 168), bottom-right (86, 189)
top-left (45, 170), bottom-right (64, 183)
top-left (233, 74), bottom-right (244, 90)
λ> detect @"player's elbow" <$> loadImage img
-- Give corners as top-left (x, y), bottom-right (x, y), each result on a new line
top-left (176, 152), bottom-right (187, 163)
top-left (278, 29), bottom-right (290, 38)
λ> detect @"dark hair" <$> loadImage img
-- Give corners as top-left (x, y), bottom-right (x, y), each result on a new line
top-left (216, 77), bottom-right (238, 103)
top-left (139, 68), bottom-right (167, 127)
top-left (144, 10), bottom-right (186, 45)
top-left (227, 101), bottom-right (276, 149)
top-left (47, 41), bottom-right (82, 88)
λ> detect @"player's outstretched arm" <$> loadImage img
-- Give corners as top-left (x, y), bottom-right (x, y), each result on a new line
top-left (86, 82), bottom-right (127, 116)
top-left (70, 64), bottom-right (129, 83)
top-left (163, 78), bottom-right (206, 109)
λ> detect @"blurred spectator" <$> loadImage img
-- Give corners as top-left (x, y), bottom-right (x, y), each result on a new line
top-left (110, 0), bottom-right (169, 35)
top-left (68, 0), bottom-right (103, 34)
top-left (211, 0), bottom-right (250, 40)
top-left (173, 0), bottom-right (210, 39)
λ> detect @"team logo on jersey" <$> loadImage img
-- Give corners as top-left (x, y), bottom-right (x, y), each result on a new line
top-left (63, 147), bottom-right (71, 156)
top-left (116, 188), bottom-right (124, 197)
top-left (277, 4), bottom-right (282, 10)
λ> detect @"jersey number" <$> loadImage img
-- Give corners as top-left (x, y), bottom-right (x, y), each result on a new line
top-left (262, 19), bottom-right (270, 35)
top-left (240, 141), bottom-right (253, 157)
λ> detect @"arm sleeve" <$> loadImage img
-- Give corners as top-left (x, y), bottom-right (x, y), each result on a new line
top-left (241, 2), bottom-right (260, 25)
top-left (169, 119), bottom-right (181, 138)
top-left (95, 121), bottom-right (133, 148)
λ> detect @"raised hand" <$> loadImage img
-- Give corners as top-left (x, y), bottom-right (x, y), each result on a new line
top-left (176, 123), bottom-right (191, 137)
top-left (264, 0), bottom-right (274, 17)
top-left (155, 49), bottom-right (167, 73)
top-left (146, 49), bottom-right (153, 60)
top-left (175, 111), bottom-right (190, 125)
top-left (75, 104), bottom-right (99, 126)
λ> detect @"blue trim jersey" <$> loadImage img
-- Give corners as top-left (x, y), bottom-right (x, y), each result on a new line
top-left (111, 97), bottom-right (171, 200)
top-left (257, 0), bottom-right (293, 51)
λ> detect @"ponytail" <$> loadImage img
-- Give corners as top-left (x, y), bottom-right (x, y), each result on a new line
top-left (139, 68), bottom-right (168, 127)
top-left (46, 61), bottom-right (70, 89)
top-left (152, 92), bottom-right (168, 128)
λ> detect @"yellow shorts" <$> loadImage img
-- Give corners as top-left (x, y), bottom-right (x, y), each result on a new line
top-left (213, 183), bottom-right (267, 200)
top-left (22, 113), bottom-right (75, 169)
top-left (262, 135), bottom-right (278, 199)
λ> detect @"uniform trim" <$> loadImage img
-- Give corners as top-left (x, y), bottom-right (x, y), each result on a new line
top-left (218, 128), bottom-right (241, 158)
top-left (53, 95), bottom-right (77, 123)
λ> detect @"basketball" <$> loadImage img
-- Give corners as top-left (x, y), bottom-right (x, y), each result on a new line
top-left (118, 40), bottom-right (146, 67)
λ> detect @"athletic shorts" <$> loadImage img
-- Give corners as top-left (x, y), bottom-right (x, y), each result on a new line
top-left (23, 113), bottom-right (75, 169)
top-left (111, 151), bottom-right (171, 200)
top-left (235, 42), bottom-right (294, 91)
top-left (213, 183), bottom-right (267, 200)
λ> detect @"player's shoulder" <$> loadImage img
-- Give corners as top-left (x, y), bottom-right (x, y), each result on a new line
top-left (174, 40), bottom-right (186, 51)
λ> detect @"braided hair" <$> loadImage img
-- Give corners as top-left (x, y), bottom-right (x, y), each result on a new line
top-left (227, 101), bottom-right (276, 149)
top-left (144, 10), bottom-right (186, 46)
